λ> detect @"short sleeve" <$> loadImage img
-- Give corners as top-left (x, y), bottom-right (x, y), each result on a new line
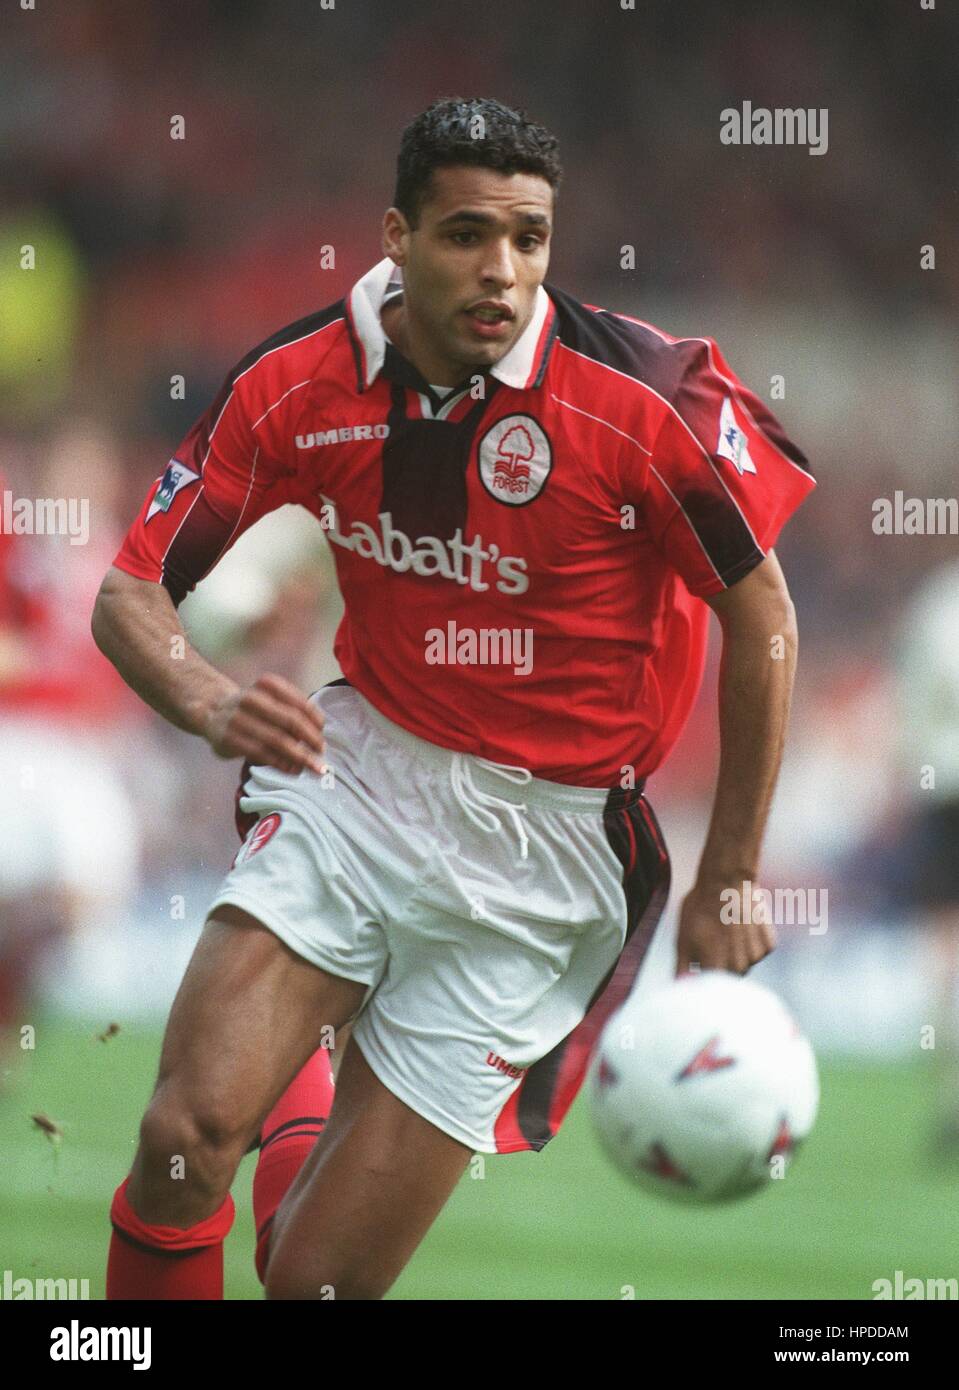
top-left (114, 371), bottom-right (292, 607)
top-left (642, 339), bottom-right (815, 597)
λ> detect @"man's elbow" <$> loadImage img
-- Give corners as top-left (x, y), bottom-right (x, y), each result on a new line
top-left (91, 580), bottom-right (115, 658)
top-left (91, 567), bottom-right (131, 657)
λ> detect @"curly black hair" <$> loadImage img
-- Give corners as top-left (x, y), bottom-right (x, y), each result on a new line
top-left (393, 96), bottom-right (562, 228)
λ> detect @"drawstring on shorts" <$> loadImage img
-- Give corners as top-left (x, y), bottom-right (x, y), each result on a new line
top-left (449, 754), bottom-right (533, 861)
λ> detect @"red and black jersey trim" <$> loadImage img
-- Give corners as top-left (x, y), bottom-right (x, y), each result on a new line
top-left (547, 283), bottom-right (700, 405)
top-left (159, 301), bottom-right (346, 607)
top-left (493, 788), bottom-right (671, 1153)
top-left (161, 499), bottom-right (247, 609)
top-left (379, 374), bottom-right (503, 539)
top-left (544, 282), bottom-right (806, 478)
top-left (229, 301), bottom-right (347, 385)
top-left (548, 285), bottom-right (811, 474)
top-left (529, 296), bottom-right (561, 389)
top-left (545, 287), bottom-right (813, 586)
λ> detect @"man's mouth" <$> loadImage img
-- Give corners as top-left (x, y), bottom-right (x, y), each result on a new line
top-left (463, 304), bottom-right (514, 338)
top-left (469, 305), bottom-right (511, 323)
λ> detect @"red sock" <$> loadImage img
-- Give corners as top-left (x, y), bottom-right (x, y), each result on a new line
top-left (107, 1177), bottom-right (235, 1300)
top-left (253, 1048), bottom-right (334, 1282)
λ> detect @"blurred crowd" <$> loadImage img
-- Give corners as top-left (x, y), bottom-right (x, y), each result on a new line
top-left (1, 0), bottom-right (958, 1045)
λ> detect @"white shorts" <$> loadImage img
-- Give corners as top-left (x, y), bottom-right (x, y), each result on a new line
top-left (208, 682), bottom-right (671, 1154)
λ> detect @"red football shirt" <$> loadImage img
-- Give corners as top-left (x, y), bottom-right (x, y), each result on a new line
top-left (114, 258), bottom-right (815, 786)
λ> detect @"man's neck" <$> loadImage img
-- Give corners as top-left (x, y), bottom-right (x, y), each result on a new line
top-left (380, 299), bottom-right (468, 390)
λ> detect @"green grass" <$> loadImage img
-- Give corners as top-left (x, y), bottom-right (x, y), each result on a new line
top-left (0, 1017), bottom-right (953, 1300)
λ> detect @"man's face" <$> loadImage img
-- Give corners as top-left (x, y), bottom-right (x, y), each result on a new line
top-left (382, 165), bottom-right (553, 383)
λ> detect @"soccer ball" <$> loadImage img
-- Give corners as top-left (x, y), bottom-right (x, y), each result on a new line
top-left (587, 971), bottom-right (819, 1203)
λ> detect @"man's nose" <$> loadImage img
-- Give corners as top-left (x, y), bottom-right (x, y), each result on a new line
top-left (480, 239), bottom-right (516, 288)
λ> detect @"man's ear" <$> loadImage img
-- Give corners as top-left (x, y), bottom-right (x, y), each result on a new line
top-left (382, 207), bottom-right (409, 264)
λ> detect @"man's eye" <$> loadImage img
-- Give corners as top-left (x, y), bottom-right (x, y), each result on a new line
top-left (451, 231), bottom-right (477, 245)
top-left (518, 235), bottom-right (544, 250)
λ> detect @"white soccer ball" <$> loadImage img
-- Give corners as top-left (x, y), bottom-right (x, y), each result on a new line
top-left (587, 971), bottom-right (819, 1203)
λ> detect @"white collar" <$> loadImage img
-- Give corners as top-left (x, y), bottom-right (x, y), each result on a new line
top-left (345, 257), bottom-right (556, 393)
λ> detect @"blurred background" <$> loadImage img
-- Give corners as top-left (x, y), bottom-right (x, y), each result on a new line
top-left (2, 0), bottom-right (958, 1299)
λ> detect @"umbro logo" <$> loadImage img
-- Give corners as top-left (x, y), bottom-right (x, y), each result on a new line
top-left (485, 1051), bottom-right (528, 1080)
top-left (295, 424), bottom-right (390, 448)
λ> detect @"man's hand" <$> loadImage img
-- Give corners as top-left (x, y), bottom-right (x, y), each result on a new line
top-left (203, 673), bottom-right (327, 775)
top-left (91, 568), bottom-right (328, 774)
top-left (675, 877), bottom-right (776, 976)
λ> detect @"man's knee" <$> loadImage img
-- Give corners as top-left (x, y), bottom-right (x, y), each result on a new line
top-left (139, 1086), bottom-right (252, 1190)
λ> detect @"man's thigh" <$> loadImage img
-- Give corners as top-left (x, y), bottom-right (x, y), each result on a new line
top-left (152, 907), bottom-right (367, 1125)
top-left (125, 917), bottom-right (361, 1223)
top-left (129, 908), bottom-right (367, 1224)
top-left (265, 1040), bottom-right (472, 1300)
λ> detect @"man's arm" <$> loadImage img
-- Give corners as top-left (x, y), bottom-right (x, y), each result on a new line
top-left (675, 549), bottom-right (797, 974)
top-left (92, 566), bottom-right (327, 775)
